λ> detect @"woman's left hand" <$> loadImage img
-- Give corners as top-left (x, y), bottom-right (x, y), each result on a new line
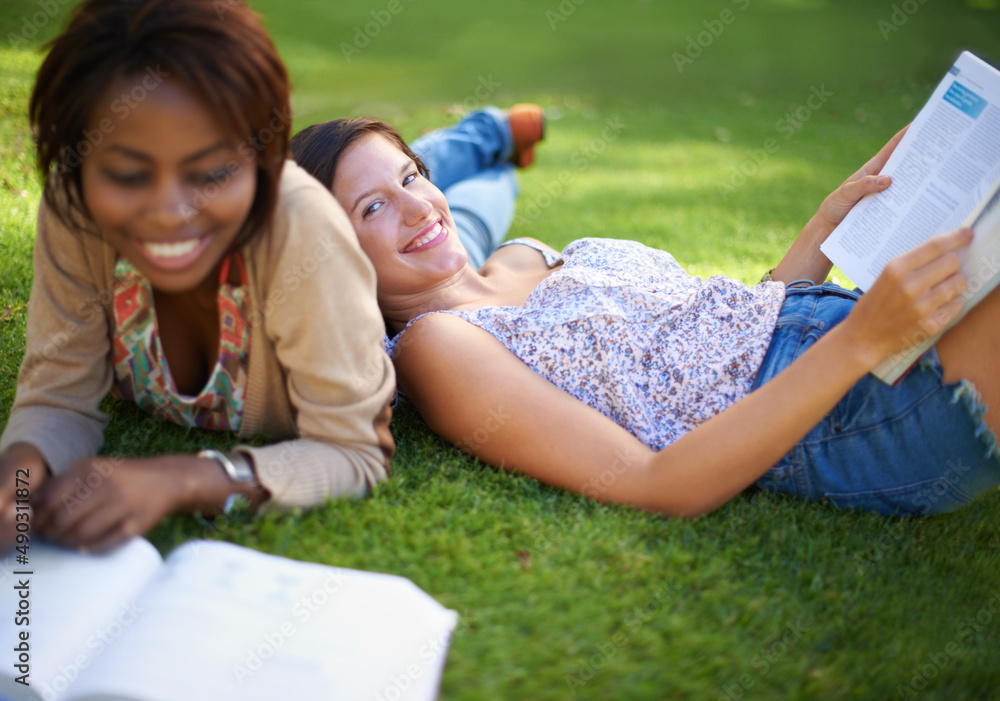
top-left (31, 456), bottom-right (192, 552)
top-left (771, 126), bottom-right (909, 284)
top-left (813, 125), bottom-right (908, 233)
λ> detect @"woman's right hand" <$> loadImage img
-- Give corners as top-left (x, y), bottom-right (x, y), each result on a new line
top-left (0, 443), bottom-right (49, 553)
top-left (841, 227), bottom-right (972, 370)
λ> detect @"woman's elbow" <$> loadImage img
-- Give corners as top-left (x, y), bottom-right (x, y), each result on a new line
top-left (613, 457), bottom-right (724, 520)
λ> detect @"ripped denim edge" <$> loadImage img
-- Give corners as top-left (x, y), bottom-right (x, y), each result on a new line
top-left (918, 353), bottom-right (1000, 463)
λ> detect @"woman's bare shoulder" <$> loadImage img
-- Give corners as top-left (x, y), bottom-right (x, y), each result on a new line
top-left (391, 311), bottom-right (517, 401)
top-left (507, 236), bottom-right (559, 253)
top-left (393, 311), bottom-right (487, 362)
top-left (483, 238), bottom-right (560, 274)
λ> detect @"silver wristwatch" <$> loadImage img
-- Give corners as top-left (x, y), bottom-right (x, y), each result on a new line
top-left (197, 449), bottom-right (255, 515)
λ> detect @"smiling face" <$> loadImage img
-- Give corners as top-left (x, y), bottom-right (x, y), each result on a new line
top-left (81, 78), bottom-right (257, 294)
top-left (331, 132), bottom-right (468, 302)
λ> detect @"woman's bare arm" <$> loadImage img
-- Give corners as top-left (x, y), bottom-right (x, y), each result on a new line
top-left (393, 313), bottom-right (656, 501)
top-left (395, 227), bottom-right (970, 517)
top-left (770, 126), bottom-right (908, 284)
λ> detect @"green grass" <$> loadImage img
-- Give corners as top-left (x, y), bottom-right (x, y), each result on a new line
top-left (3, 1), bottom-right (1000, 698)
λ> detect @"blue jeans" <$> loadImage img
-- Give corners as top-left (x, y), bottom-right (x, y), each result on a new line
top-left (750, 281), bottom-right (1000, 516)
top-left (410, 106), bottom-right (518, 268)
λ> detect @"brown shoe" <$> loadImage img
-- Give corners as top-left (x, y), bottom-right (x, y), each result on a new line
top-left (508, 103), bottom-right (545, 168)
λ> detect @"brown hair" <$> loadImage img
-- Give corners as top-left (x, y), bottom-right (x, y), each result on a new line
top-left (29, 0), bottom-right (291, 246)
top-left (289, 118), bottom-right (429, 193)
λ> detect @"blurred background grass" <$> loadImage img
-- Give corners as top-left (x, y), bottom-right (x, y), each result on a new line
top-left (2, 1), bottom-right (1000, 699)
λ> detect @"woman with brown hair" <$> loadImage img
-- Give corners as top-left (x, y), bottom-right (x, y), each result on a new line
top-left (291, 104), bottom-right (545, 269)
top-left (293, 116), bottom-right (1000, 519)
top-left (0, 0), bottom-right (396, 552)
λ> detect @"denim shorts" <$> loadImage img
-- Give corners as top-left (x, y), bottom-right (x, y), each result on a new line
top-left (749, 281), bottom-right (1000, 516)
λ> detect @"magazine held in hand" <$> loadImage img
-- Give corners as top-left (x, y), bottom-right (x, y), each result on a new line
top-left (1, 539), bottom-right (458, 700)
top-left (821, 50), bottom-right (1000, 384)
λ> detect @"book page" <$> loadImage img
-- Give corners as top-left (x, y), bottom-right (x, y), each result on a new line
top-left (66, 540), bottom-right (459, 701)
top-left (873, 174), bottom-right (1000, 383)
top-left (821, 51), bottom-right (1000, 291)
top-left (0, 539), bottom-right (163, 701)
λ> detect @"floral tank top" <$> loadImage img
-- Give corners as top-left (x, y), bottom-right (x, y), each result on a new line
top-left (387, 238), bottom-right (786, 450)
top-left (110, 254), bottom-right (252, 431)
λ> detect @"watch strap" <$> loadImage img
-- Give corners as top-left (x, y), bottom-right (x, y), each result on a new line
top-left (197, 449), bottom-right (256, 517)
top-left (198, 448), bottom-right (255, 484)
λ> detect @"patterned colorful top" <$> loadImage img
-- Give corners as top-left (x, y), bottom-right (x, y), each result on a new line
top-left (387, 238), bottom-right (787, 450)
top-left (110, 254), bottom-right (252, 431)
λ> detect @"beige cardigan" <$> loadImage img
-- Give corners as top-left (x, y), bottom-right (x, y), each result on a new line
top-left (0, 161), bottom-right (396, 508)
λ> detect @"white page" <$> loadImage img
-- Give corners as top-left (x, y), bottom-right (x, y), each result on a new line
top-left (873, 174), bottom-right (1000, 382)
top-left (66, 540), bottom-right (459, 701)
top-left (937, 163), bottom-right (1000, 234)
top-left (0, 539), bottom-right (163, 701)
top-left (821, 51), bottom-right (1000, 290)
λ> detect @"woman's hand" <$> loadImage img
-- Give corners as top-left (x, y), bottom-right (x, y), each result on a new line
top-left (31, 452), bottom-right (267, 552)
top-left (771, 126), bottom-right (909, 284)
top-left (0, 443), bottom-right (49, 553)
top-left (840, 226), bottom-right (971, 370)
top-left (31, 455), bottom-right (190, 552)
top-left (812, 125), bottom-right (908, 233)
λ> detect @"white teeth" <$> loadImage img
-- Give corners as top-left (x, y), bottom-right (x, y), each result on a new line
top-left (142, 237), bottom-right (201, 259)
top-left (404, 223), bottom-right (443, 252)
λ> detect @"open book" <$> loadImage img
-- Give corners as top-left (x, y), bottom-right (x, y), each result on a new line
top-left (820, 50), bottom-right (1000, 384)
top-left (0, 539), bottom-right (458, 701)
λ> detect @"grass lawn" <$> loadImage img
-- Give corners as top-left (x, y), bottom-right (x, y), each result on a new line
top-left (3, 0), bottom-right (1000, 698)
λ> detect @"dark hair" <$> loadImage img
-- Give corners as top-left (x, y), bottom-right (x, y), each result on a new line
top-left (29, 0), bottom-right (291, 246)
top-left (289, 118), bottom-right (429, 193)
